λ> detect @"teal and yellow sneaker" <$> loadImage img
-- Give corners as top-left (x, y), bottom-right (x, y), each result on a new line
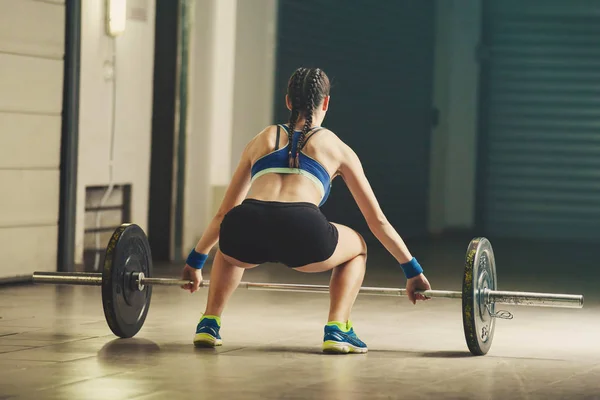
top-left (322, 321), bottom-right (368, 354)
top-left (193, 315), bottom-right (223, 347)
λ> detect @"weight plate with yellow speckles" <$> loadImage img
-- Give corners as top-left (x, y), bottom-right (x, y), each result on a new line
top-left (462, 237), bottom-right (497, 355)
top-left (101, 224), bottom-right (153, 338)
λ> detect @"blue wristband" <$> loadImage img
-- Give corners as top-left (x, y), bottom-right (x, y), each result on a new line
top-left (400, 257), bottom-right (423, 279)
top-left (186, 249), bottom-right (208, 269)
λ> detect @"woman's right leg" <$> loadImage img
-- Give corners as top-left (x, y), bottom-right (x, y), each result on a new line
top-left (294, 223), bottom-right (367, 325)
top-left (328, 253), bottom-right (366, 322)
top-left (294, 223), bottom-right (368, 353)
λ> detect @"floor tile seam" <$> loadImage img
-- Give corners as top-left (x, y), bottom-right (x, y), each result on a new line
top-left (0, 335), bottom-right (112, 357)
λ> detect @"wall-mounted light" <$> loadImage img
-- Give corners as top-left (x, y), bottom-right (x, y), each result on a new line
top-left (106, 0), bottom-right (127, 37)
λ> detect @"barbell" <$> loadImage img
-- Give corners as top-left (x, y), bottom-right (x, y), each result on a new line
top-left (32, 224), bottom-right (584, 356)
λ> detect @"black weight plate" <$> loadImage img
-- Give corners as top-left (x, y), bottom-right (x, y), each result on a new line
top-left (102, 224), bottom-right (153, 338)
top-left (462, 237), bottom-right (497, 356)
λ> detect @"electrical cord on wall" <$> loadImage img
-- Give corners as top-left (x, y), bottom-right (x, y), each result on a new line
top-left (93, 36), bottom-right (118, 271)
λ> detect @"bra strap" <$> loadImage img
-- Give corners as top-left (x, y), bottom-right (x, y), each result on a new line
top-left (274, 125), bottom-right (281, 150)
top-left (302, 127), bottom-right (324, 147)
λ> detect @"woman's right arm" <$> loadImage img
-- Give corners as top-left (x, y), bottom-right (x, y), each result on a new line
top-left (338, 142), bottom-right (413, 264)
top-left (337, 141), bottom-right (431, 303)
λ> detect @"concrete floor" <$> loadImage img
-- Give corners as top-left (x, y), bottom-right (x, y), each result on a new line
top-left (0, 235), bottom-right (599, 399)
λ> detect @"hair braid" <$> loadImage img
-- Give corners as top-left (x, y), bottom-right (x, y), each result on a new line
top-left (295, 69), bottom-right (321, 168)
top-left (287, 68), bottom-right (308, 167)
top-left (283, 67), bottom-right (330, 168)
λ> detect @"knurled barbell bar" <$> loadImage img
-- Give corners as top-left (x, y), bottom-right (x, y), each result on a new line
top-left (31, 224), bottom-right (584, 356)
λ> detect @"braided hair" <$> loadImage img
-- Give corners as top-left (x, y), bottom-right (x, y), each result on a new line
top-left (286, 68), bottom-right (308, 167)
top-left (285, 67), bottom-right (331, 168)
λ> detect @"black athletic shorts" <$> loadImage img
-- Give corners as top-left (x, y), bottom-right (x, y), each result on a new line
top-left (219, 199), bottom-right (339, 268)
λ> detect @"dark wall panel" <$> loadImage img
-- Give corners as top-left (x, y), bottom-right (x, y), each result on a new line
top-left (478, 0), bottom-right (600, 241)
top-left (274, 0), bottom-right (436, 241)
top-left (148, 0), bottom-right (179, 261)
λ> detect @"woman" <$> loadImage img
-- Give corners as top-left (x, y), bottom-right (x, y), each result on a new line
top-left (180, 67), bottom-right (431, 354)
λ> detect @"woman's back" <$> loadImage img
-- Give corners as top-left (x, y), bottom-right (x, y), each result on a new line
top-left (245, 124), bottom-right (343, 206)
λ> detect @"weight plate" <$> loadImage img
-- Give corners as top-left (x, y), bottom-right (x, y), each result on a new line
top-left (102, 224), bottom-right (153, 338)
top-left (462, 237), bottom-right (497, 356)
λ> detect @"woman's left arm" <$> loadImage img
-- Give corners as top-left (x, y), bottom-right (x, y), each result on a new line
top-left (181, 134), bottom-right (260, 292)
top-left (192, 143), bottom-right (254, 255)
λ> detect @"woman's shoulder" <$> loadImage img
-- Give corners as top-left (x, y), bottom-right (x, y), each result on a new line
top-left (307, 127), bottom-right (345, 149)
top-left (247, 125), bottom-right (279, 145)
top-left (244, 125), bottom-right (282, 161)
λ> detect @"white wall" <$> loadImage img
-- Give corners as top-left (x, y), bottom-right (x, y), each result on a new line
top-left (429, 0), bottom-right (481, 233)
top-left (184, 0), bottom-right (214, 256)
top-left (0, 0), bottom-right (65, 279)
top-left (231, 0), bottom-right (278, 168)
top-left (75, 0), bottom-right (156, 265)
top-left (183, 0), bottom-right (278, 255)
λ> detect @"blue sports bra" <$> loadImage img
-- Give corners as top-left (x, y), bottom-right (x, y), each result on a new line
top-left (250, 124), bottom-right (332, 206)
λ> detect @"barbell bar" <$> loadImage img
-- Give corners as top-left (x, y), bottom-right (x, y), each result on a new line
top-left (32, 271), bottom-right (583, 308)
top-left (31, 224), bottom-right (585, 356)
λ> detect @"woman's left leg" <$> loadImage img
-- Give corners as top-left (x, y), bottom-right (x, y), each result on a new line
top-left (203, 250), bottom-right (257, 317)
top-left (194, 250), bottom-right (257, 347)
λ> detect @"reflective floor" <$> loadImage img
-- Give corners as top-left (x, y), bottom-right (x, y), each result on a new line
top-left (0, 235), bottom-right (599, 399)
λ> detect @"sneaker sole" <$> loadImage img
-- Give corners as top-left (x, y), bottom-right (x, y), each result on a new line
top-left (322, 340), bottom-right (368, 354)
top-left (193, 333), bottom-right (223, 348)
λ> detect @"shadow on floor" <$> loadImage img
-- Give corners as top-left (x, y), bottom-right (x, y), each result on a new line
top-left (98, 337), bottom-right (162, 360)
top-left (97, 338), bottom-right (483, 360)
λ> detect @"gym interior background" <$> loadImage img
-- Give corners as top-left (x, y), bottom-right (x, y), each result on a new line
top-left (1, 0), bottom-right (599, 399)
top-left (1, 0), bottom-right (482, 279)
top-left (5, 0), bottom-right (600, 276)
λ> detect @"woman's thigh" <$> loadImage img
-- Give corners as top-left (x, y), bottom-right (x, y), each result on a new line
top-left (221, 252), bottom-right (260, 269)
top-left (293, 223), bottom-right (367, 273)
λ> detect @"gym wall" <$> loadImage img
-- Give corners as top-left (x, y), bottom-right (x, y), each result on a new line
top-left (75, 0), bottom-right (156, 268)
top-left (0, 0), bottom-right (65, 280)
